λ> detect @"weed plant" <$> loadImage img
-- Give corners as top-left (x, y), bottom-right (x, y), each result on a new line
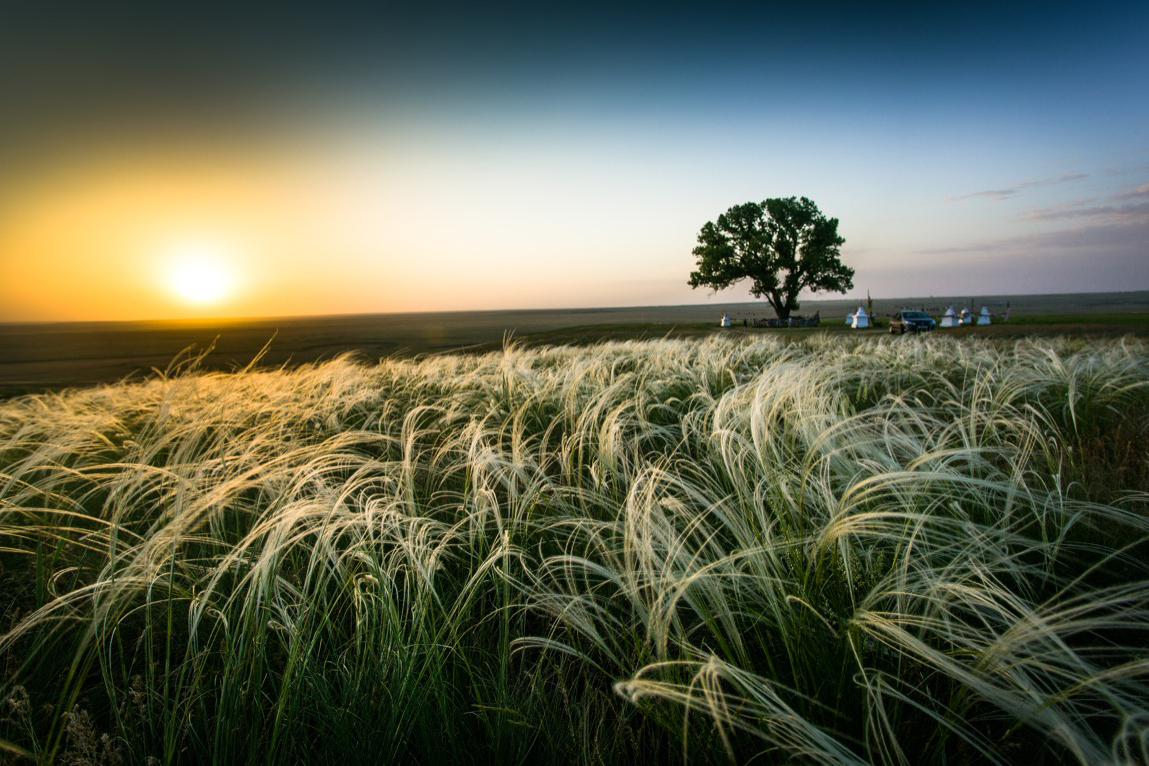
top-left (1, 335), bottom-right (1147, 764)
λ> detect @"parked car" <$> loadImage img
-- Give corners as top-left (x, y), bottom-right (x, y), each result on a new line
top-left (889, 310), bottom-right (937, 334)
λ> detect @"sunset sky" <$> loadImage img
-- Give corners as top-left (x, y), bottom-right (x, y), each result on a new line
top-left (1, 1), bottom-right (1147, 321)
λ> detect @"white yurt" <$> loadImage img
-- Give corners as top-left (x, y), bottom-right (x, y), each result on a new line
top-left (978, 306), bottom-right (991, 325)
top-left (940, 306), bottom-right (958, 328)
top-left (720, 313), bottom-right (731, 328)
top-left (845, 310), bottom-right (854, 326)
top-left (959, 307), bottom-right (973, 325)
top-left (852, 306), bottom-right (869, 329)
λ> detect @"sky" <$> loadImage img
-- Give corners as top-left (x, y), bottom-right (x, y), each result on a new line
top-left (0, 0), bottom-right (1147, 321)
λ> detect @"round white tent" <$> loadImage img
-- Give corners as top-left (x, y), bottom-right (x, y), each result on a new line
top-left (978, 306), bottom-right (991, 326)
top-left (851, 306), bottom-right (869, 329)
top-left (940, 306), bottom-right (958, 328)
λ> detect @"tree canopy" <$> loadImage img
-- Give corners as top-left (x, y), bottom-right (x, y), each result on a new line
top-left (688, 197), bottom-right (853, 320)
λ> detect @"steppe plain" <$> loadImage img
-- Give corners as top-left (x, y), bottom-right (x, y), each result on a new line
top-left (2, 291), bottom-right (1147, 397)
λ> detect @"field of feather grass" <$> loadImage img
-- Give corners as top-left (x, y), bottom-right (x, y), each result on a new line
top-left (1, 334), bottom-right (1148, 764)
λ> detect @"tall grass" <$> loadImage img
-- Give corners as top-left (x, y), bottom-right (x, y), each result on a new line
top-left (1, 335), bottom-right (1147, 764)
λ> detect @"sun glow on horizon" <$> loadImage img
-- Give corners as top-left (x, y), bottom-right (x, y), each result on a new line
top-left (163, 243), bottom-right (237, 307)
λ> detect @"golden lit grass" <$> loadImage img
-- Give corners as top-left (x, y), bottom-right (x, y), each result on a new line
top-left (1, 334), bottom-right (1147, 764)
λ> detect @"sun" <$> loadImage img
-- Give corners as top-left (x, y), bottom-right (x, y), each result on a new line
top-left (163, 243), bottom-right (236, 306)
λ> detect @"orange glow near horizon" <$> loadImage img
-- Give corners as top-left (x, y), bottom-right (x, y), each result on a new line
top-left (0, 141), bottom-right (704, 323)
top-left (0, 149), bottom-right (410, 321)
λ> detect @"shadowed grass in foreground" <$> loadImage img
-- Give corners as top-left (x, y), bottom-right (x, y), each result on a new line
top-left (1, 335), bottom-right (1148, 764)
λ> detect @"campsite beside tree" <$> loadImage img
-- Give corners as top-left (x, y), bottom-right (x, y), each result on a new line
top-left (688, 197), bottom-right (853, 320)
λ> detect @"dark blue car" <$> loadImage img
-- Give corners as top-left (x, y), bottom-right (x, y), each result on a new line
top-left (889, 310), bottom-right (937, 334)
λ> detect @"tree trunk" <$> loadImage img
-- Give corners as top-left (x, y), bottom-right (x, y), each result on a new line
top-left (768, 292), bottom-right (791, 321)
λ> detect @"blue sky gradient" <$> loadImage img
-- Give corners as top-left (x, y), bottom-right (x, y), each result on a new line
top-left (1, 1), bottom-right (1146, 319)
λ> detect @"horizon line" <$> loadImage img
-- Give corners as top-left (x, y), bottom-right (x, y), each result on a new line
top-left (2, 288), bottom-right (1148, 327)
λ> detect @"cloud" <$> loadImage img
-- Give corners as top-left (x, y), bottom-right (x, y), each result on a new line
top-left (1111, 182), bottom-right (1149, 201)
top-left (950, 188), bottom-right (1021, 202)
top-left (1024, 200), bottom-right (1149, 223)
top-left (946, 173), bottom-right (1088, 203)
top-left (1106, 161), bottom-right (1149, 177)
top-left (900, 216), bottom-right (1149, 295)
top-left (1022, 183), bottom-right (1149, 222)
top-left (923, 177), bottom-right (1149, 281)
top-left (915, 214), bottom-right (1149, 257)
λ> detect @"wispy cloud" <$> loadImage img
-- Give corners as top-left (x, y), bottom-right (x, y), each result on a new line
top-left (1022, 183), bottom-right (1149, 222)
top-left (1106, 161), bottom-right (1149, 177)
top-left (924, 179), bottom-right (1149, 261)
top-left (1023, 200), bottom-right (1149, 222)
top-left (1112, 182), bottom-right (1149, 201)
top-left (915, 216), bottom-right (1149, 257)
top-left (946, 173), bottom-right (1088, 203)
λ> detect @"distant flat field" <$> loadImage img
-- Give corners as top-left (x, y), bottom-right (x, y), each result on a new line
top-left (2, 291), bottom-right (1147, 397)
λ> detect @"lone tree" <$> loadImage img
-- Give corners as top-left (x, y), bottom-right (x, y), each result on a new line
top-left (688, 197), bottom-right (853, 321)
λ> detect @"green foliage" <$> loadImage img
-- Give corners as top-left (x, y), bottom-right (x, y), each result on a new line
top-left (1, 336), bottom-right (1148, 764)
top-left (689, 197), bottom-right (853, 320)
